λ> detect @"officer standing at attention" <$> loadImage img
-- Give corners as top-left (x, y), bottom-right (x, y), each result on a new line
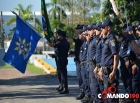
top-left (101, 19), bottom-right (119, 103)
top-left (126, 25), bottom-right (140, 103)
top-left (117, 24), bottom-right (134, 102)
top-left (67, 25), bottom-right (85, 100)
top-left (79, 26), bottom-right (91, 103)
top-left (94, 22), bottom-right (104, 101)
top-left (43, 29), bottom-right (70, 94)
top-left (86, 23), bottom-right (102, 103)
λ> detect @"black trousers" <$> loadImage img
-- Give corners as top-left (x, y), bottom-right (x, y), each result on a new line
top-left (55, 57), bottom-right (61, 84)
top-left (57, 58), bottom-right (68, 90)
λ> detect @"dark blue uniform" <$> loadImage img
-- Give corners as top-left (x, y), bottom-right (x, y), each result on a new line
top-left (95, 37), bottom-right (104, 97)
top-left (79, 40), bottom-right (91, 97)
top-left (87, 35), bottom-right (101, 102)
top-left (131, 37), bottom-right (140, 95)
top-left (101, 33), bottom-right (119, 103)
top-left (54, 47), bottom-right (61, 85)
top-left (96, 37), bottom-right (103, 64)
top-left (119, 37), bottom-right (132, 94)
top-left (54, 39), bottom-right (70, 90)
top-left (73, 38), bottom-right (84, 91)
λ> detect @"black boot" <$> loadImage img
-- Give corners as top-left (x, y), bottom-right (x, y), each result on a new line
top-left (59, 88), bottom-right (69, 94)
top-left (88, 97), bottom-right (93, 103)
top-left (57, 87), bottom-right (63, 92)
top-left (76, 91), bottom-right (85, 100)
top-left (81, 95), bottom-right (90, 103)
top-left (56, 84), bottom-right (62, 91)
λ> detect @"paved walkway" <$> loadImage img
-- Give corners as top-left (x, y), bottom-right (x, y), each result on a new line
top-left (0, 69), bottom-right (125, 103)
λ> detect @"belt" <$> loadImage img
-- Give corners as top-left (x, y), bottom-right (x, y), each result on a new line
top-left (102, 66), bottom-right (113, 75)
top-left (80, 61), bottom-right (86, 65)
top-left (96, 63), bottom-right (101, 68)
top-left (123, 56), bottom-right (129, 61)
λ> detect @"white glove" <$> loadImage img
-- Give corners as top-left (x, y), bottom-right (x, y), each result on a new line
top-left (42, 38), bottom-right (48, 43)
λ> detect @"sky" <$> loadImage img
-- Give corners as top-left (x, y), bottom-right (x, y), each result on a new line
top-left (0, 0), bottom-right (50, 12)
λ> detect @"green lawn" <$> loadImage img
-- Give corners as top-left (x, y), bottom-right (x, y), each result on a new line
top-left (0, 63), bottom-right (45, 74)
top-left (0, 63), bottom-right (13, 69)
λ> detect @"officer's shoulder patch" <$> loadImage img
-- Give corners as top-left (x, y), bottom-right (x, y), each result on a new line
top-left (96, 40), bottom-right (99, 43)
top-left (110, 39), bottom-right (116, 46)
top-left (110, 39), bottom-right (115, 42)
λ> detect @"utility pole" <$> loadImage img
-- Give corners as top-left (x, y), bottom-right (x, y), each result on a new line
top-left (33, 12), bottom-right (36, 28)
top-left (0, 11), bottom-right (5, 66)
top-left (0, 11), bottom-right (4, 48)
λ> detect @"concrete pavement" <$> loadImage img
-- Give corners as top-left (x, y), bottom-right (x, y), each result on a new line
top-left (0, 69), bottom-right (125, 103)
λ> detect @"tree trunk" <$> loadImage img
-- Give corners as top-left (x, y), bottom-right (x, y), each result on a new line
top-left (83, 1), bottom-right (86, 23)
top-left (71, 0), bottom-right (73, 26)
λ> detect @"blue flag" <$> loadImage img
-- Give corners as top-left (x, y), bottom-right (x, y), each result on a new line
top-left (3, 14), bottom-right (41, 73)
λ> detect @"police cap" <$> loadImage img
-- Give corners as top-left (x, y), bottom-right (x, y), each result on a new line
top-left (95, 22), bottom-right (102, 30)
top-left (102, 19), bottom-right (113, 28)
top-left (55, 29), bottom-right (66, 38)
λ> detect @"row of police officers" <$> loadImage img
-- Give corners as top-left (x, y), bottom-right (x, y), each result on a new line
top-left (44, 18), bottom-right (140, 103)
top-left (69, 19), bottom-right (140, 103)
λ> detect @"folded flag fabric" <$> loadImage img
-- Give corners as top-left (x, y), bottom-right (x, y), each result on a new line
top-left (3, 13), bottom-right (41, 73)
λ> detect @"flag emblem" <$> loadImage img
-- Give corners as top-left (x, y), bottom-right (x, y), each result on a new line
top-left (14, 37), bottom-right (31, 59)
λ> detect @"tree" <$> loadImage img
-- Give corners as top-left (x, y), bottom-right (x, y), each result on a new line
top-left (87, 13), bottom-right (105, 24)
top-left (6, 4), bottom-right (42, 34)
top-left (50, 19), bottom-right (66, 31)
top-left (63, 26), bottom-right (75, 38)
top-left (46, 0), bottom-right (67, 21)
top-left (75, 0), bottom-right (101, 24)
top-left (60, 0), bottom-right (75, 25)
top-left (102, 0), bottom-right (140, 33)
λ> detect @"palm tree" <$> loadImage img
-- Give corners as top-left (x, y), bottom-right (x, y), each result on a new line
top-left (60, 0), bottom-right (74, 25)
top-left (6, 4), bottom-right (42, 34)
top-left (76, 0), bottom-right (101, 23)
top-left (46, 0), bottom-right (67, 21)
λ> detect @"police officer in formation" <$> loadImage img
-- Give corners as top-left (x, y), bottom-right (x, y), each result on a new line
top-left (78, 25), bottom-right (91, 103)
top-left (120, 24), bottom-right (140, 103)
top-left (118, 24), bottom-right (132, 99)
top-left (67, 25), bottom-right (85, 99)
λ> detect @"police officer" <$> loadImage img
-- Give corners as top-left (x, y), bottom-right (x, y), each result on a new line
top-left (101, 19), bottom-right (119, 103)
top-left (43, 29), bottom-right (70, 94)
top-left (124, 23), bottom-right (140, 56)
top-left (94, 22), bottom-right (104, 101)
top-left (117, 24), bottom-right (134, 102)
top-left (86, 23), bottom-right (103, 103)
top-left (79, 26), bottom-right (91, 103)
top-left (128, 26), bottom-right (140, 102)
top-left (67, 25), bottom-right (85, 100)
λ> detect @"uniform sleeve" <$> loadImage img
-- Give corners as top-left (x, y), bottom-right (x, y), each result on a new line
top-left (54, 42), bottom-right (61, 48)
top-left (109, 38), bottom-right (119, 55)
top-left (73, 38), bottom-right (76, 43)
top-left (73, 38), bottom-right (81, 44)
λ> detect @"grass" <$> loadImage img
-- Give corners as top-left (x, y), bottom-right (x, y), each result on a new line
top-left (0, 63), bottom-right (13, 69)
top-left (26, 63), bottom-right (45, 74)
top-left (0, 63), bottom-right (45, 74)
